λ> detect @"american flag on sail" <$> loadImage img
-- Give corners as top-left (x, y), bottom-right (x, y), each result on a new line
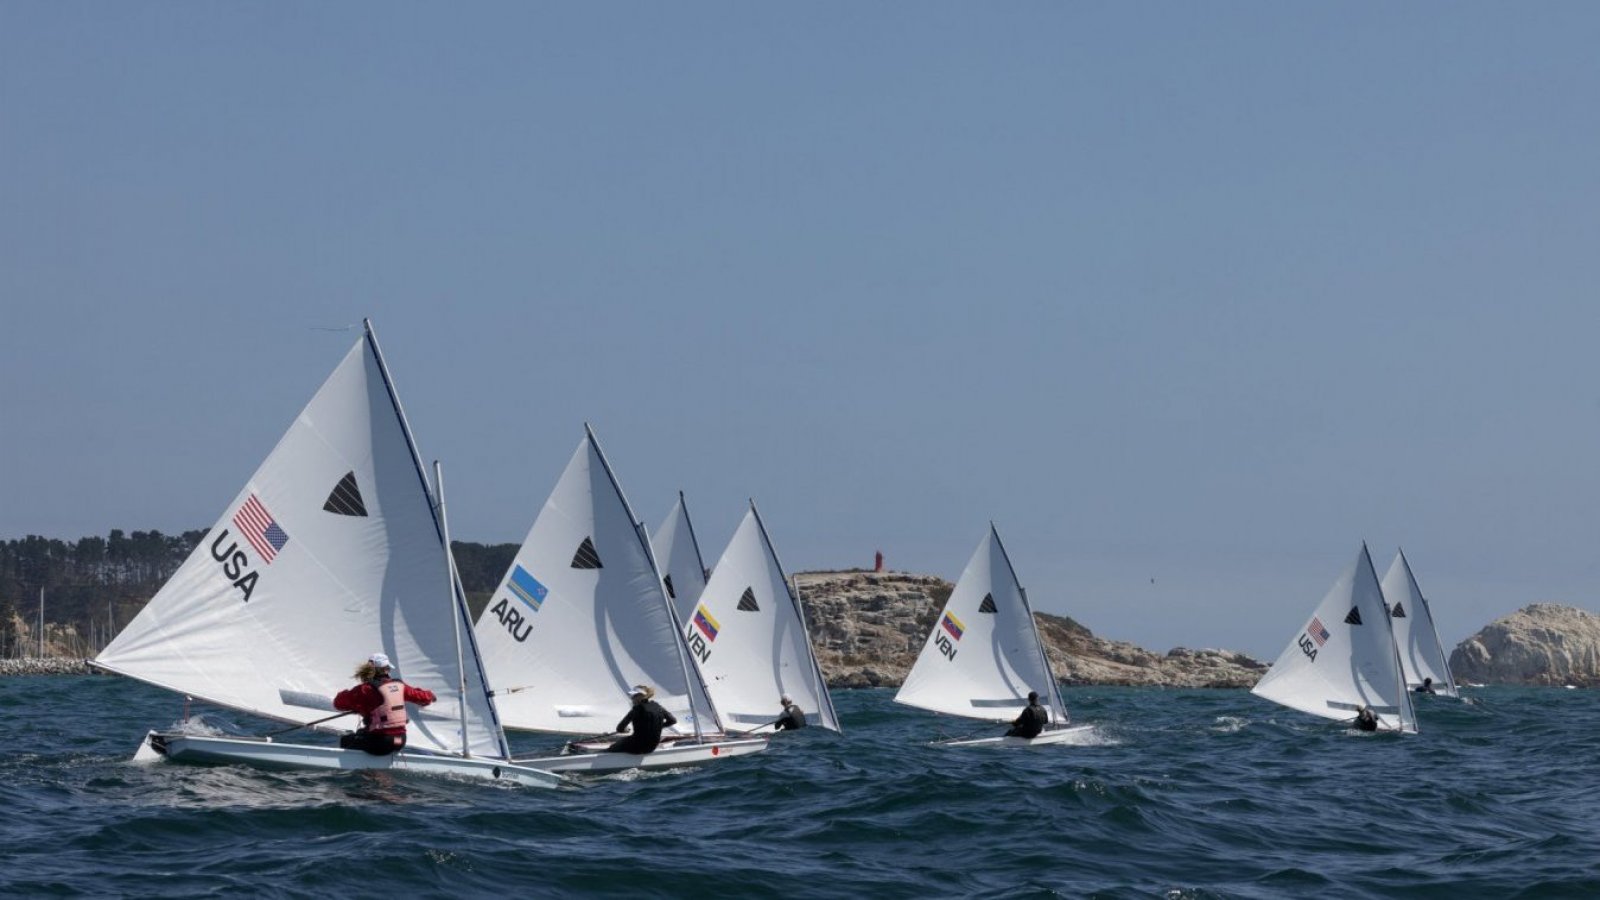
top-left (234, 494), bottom-right (290, 564)
top-left (1306, 615), bottom-right (1330, 647)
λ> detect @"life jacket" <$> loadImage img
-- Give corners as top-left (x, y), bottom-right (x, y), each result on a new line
top-left (364, 679), bottom-right (409, 733)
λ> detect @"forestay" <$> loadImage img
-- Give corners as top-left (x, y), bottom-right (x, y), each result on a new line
top-left (685, 504), bottom-right (841, 732)
top-left (1252, 544), bottom-right (1418, 733)
top-left (473, 427), bottom-right (717, 736)
top-left (1380, 550), bottom-right (1459, 698)
top-left (894, 525), bottom-right (1068, 726)
top-left (653, 492), bottom-right (710, 627)
top-left (95, 325), bottom-right (509, 759)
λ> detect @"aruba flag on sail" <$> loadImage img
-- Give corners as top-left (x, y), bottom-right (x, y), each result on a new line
top-left (507, 564), bottom-right (548, 612)
top-left (941, 611), bottom-right (965, 641)
top-left (693, 605), bottom-right (720, 641)
top-left (233, 494), bottom-right (289, 564)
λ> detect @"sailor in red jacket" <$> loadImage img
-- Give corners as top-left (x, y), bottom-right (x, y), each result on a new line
top-left (333, 652), bottom-right (435, 756)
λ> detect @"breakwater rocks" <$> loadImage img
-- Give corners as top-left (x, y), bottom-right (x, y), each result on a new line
top-left (796, 571), bottom-right (1265, 688)
top-left (0, 658), bottom-right (94, 676)
top-left (1450, 603), bottom-right (1600, 687)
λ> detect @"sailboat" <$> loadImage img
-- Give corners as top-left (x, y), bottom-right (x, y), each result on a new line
top-left (653, 491), bottom-right (710, 627)
top-left (894, 524), bottom-right (1090, 747)
top-left (92, 321), bottom-right (566, 787)
top-left (1251, 544), bottom-right (1418, 733)
top-left (682, 502), bottom-right (841, 734)
top-left (471, 427), bottom-right (767, 773)
top-left (1380, 549), bottom-right (1459, 698)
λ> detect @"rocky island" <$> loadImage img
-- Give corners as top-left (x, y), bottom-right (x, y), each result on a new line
top-left (797, 570), bottom-right (1265, 688)
top-left (1450, 603), bottom-right (1600, 687)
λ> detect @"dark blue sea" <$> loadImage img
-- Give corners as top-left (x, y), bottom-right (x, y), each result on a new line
top-left (4, 676), bottom-right (1597, 898)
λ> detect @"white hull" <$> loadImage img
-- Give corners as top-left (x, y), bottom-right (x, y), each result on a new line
top-left (516, 736), bottom-right (769, 773)
top-left (940, 724), bottom-right (1096, 748)
top-left (139, 731), bottom-right (568, 788)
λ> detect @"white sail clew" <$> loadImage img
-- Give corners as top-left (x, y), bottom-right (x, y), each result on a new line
top-left (653, 492), bottom-right (710, 627)
top-left (895, 525), bottom-right (1070, 728)
top-left (686, 504), bottom-right (841, 733)
top-left (1252, 544), bottom-right (1419, 733)
top-left (473, 427), bottom-right (720, 737)
top-left (1380, 550), bottom-right (1459, 698)
top-left (95, 324), bottom-right (511, 761)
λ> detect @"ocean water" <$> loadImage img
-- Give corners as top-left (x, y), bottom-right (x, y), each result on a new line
top-left (3, 677), bottom-right (1597, 899)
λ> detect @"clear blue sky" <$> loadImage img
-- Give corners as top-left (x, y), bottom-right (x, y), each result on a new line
top-left (4, 3), bottom-right (1599, 658)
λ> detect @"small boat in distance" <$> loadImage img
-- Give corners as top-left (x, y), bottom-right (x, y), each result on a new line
top-left (92, 321), bottom-right (566, 787)
top-left (1380, 549), bottom-right (1460, 698)
top-left (894, 524), bottom-right (1092, 747)
top-left (1252, 544), bottom-right (1418, 733)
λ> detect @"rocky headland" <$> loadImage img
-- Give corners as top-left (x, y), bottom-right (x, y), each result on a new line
top-left (797, 570), bottom-right (1265, 688)
top-left (1449, 603), bottom-right (1600, 687)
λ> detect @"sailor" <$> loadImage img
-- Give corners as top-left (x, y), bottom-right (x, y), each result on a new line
top-left (1414, 677), bottom-right (1437, 695)
top-left (606, 685), bottom-right (677, 754)
top-left (1005, 691), bottom-right (1049, 739)
top-left (772, 694), bottom-right (807, 731)
top-left (332, 652), bottom-right (435, 756)
top-left (1354, 706), bottom-right (1380, 732)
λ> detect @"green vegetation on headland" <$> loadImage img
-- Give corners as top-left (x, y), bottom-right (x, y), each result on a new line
top-left (0, 530), bottom-right (518, 658)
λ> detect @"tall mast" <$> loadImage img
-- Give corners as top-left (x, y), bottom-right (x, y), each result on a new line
top-left (364, 319), bottom-right (509, 758)
top-left (435, 461), bottom-right (472, 758)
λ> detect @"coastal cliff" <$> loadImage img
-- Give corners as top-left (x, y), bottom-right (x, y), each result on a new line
top-left (796, 571), bottom-right (1265, 688)
top-left (1450, 603), bottom-right (1600, 687)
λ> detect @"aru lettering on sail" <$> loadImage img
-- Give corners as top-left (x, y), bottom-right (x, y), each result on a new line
top-left (489, 597), bottom-right (532, 643)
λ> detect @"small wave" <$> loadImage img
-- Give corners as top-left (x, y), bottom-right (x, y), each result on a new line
top-left (1212, 716), bottom-right (1248, 733)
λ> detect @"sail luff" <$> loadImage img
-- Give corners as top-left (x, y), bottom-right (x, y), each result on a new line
top-left (585, 426), bottom-right (717, 736)
top-left (1403, 549), bottom-right (1459, 697)
top-left (365, 321), bottom-right (510, 758)
top-left (990, 524), bottom-right (1069, 726)
top-left (749, 501), bottom-right (840, 733)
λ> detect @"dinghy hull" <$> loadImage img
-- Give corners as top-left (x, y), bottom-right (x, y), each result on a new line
top-left (939, 724), bottom-right (1096, 748)
top-left (138, 731), bottom-right (569, 788)
top-left (516, 737), bottom-right (769, 773)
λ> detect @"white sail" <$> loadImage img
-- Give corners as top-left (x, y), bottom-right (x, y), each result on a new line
top-left (1252, 545), bottom-right (1418, 733)
top-left (96, 324), bottom-right (509, 759)
top-left (474, 427), bottom-right (712, 736)
top-left (653, 492), bottom-right (709, 626)
top-left (1380, 550), bottom-right (1459, 698)
top-left (894, 525), bottom-right (1067, 726)
top-left (685, 504), bottom-right (841, 732)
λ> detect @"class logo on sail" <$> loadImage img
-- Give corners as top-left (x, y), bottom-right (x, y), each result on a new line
top-left (490, 564), bottom-right (548, 644)
top-left (209, 493), bottom-right (290, 603)
top-left (686, 604), bottom-right (720, 664)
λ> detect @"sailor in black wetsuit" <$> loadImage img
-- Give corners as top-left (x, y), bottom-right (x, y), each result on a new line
top-left (1005, 691), bottom-right (1048, 739)
top-left (607, 685), bottom-right (677, 754)
top-left (1354, 706), bottom-right (1380, 732)
top-left (772, 694), bottom-right (806, 731)
top-left (1414, 677), bottom-right (1437, 695)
